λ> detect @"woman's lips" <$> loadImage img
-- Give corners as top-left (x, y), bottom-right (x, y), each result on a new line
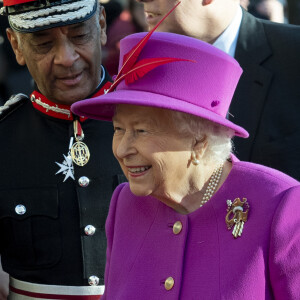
top-left (127, 166), bottom-right (151, 178)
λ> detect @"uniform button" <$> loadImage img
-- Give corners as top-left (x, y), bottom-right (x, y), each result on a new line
top-left (15, 205), bottom-right (26, 215)
top-left (84, 225), bottom-right (96, 236)
top-left (88, 275), bottom-right (99, 286)
top-left (78, 176), bottom-right (90, 187)
top-left (173, 221), bottom-right (182, 235)
top-left (164, 277), bottom-right (175, 290)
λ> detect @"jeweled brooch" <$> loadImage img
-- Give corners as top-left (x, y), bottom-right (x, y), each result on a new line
top-left (225, 198), bottom-right (249, 238)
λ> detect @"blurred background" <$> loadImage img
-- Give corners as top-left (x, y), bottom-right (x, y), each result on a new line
top-left (0, 0), bottom-right (299, 104)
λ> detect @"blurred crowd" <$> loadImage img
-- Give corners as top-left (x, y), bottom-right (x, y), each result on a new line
top-left (241, 0), bottom-right (300, 24)
top-left (0, 0), bottom-right (299, 103)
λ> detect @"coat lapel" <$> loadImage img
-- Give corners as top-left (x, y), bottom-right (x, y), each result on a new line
top-left (230, 10), bottom-right (273, 161)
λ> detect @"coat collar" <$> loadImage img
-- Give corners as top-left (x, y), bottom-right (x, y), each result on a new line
top-left (230, 9), bottom-right (273, 160)
top-left (235, 8), bottom-right (272, 64)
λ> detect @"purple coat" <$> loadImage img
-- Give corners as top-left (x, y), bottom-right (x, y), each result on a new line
top-left (103, 158), bottom-right (300, 299)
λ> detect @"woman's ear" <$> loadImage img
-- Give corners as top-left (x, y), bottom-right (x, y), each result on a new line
top-left (6, 29), bottom-right (26, 66)
top-left (192, 136), bottom-right (208, 162)
top-left (99, 6), bottom-right (107, 46)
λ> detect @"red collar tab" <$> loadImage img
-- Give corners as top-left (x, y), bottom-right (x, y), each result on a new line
top-left (30, 91), bottom-right (76, 121)
top-left (30, 81), bottom-right (112, 122)
top-left (93, 81), bottom-right (112, 97)
top-left (3, 0), bottom-right (36, 6)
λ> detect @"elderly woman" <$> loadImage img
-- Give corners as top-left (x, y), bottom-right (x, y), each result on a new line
top-left (72, 32), bottom-right (300, 299)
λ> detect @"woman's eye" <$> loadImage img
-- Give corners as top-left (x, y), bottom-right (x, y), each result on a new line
top-left (114, 127), bottom-right (123, 132)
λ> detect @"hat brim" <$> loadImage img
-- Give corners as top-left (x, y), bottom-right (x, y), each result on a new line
top-left (72, 89), bottom-right (249, 138)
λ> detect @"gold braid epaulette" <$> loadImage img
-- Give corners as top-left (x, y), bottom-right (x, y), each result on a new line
top-left (0, 93), bottom-right (28, 121)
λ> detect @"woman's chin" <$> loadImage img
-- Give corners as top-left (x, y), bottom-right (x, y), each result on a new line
top-left (129, 184), bottom-right (153, 197)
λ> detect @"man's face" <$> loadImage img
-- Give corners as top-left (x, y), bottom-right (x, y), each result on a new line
top-left (7, 9), bottom-right (107, 105)
top-left (137, 0), bottom-right (239, 43)
top-left (136, 0), bottom-right (201, 37)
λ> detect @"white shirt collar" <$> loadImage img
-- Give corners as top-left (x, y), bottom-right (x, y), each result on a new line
top-left (95, 65), bottom-right (106, 90)
top-left (213, 5), bottom-right (243, 57)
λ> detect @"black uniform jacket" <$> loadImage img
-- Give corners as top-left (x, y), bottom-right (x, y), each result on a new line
top-left (230, 9), bottom-right (300, 180)
top-left (0, 70), bottom-right (125, 286)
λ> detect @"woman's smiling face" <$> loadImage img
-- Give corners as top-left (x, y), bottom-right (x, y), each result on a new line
top-left (112, 104), bottom-right (195, 202)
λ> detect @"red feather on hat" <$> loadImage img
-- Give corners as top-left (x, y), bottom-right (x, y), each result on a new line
top-left (112, 57), bottom-right (194, 89)
top-left (106, 2), bottom-right (195, 93)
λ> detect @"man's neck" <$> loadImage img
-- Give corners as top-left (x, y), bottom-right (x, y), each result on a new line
top-left (196, 2), bottom-right (240, 44)
top-left (213, 5), bottom-right (243, 56)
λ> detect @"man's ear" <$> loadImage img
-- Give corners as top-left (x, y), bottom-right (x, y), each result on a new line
top-left (99, 6), bottom-right (107, 46)
top-left (6, 28), bottom-right (26, 66)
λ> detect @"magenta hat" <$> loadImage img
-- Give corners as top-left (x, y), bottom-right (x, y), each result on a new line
top-left (71, 32), bottom-right (249, 138)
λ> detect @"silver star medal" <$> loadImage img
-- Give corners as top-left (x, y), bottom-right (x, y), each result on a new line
top-left (55, 137), bottom-right (75, 182)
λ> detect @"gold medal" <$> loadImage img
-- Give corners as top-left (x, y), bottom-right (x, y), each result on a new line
top-left (71, 119), bottom-right (90, 166)
top-left (71, 141), bottom-right (90, 166)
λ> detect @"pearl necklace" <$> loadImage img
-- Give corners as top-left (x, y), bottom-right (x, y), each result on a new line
top-left (200, 163), bottom-right (224, 207)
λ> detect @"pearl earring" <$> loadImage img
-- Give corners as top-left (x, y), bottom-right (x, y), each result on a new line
top-left (191, 152), bottom-right (200, 165)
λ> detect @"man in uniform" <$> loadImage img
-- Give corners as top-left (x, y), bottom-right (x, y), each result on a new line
top-left (0, 0), bottom-right (124, 298)
top-left (137, 0), bottom-right (300, 180)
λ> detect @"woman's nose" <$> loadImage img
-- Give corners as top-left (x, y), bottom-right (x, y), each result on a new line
top-left (115, 134), bottom-right (137, 159)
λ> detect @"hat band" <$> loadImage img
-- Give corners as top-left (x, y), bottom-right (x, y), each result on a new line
top-left (1, 0), bottom-right (78, 16)
top-left (3, 0), bottom-right (35, 8)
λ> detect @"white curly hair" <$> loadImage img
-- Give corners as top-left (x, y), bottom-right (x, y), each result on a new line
top-left (171, 110), bottom-right (234, 165)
